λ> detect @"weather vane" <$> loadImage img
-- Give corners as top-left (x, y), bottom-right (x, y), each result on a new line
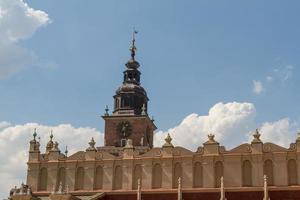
top-left (130, 28), bottom-right (138, 60)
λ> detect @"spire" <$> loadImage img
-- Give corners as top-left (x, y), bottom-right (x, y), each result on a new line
top-left (33, 128), bottom-right (37, 141)
top-left (65, 146), bottom-right (68, 157)
top-left (104, 105), bottom-right (109, 116)
top-left (130, 28), bottom-right (138, 60)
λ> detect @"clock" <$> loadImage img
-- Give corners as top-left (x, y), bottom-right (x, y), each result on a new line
top-left (116, 121), bottom-right (132, 138)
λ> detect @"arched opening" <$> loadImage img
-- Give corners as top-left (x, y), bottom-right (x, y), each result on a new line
top-left (264, 160), bottom-right (274, 186)
top-left (288, 159), bottom-right (298, 185)
top-left (113, 165), bottom-right (122, 190)
top-left (193, 162), bottom-right (202, 188)
top-left (38, 168), bottom-right (47, 191)
top-left (75, 167), bottom-right (85, 190)
top-left (215, 161), bottom-right (223, 188)
top-left (57, 167), bottom-right (66, 190)
top-left (173, 162), bottom-right (182, 188)
top-left (242, 160), bottom-right (252, 186)
top-left (132, 164), bottom-right (142, 189)
top-left (152, 163), bottom-right (162, 189)
top-left (94, 166), bottom-right (103, 189)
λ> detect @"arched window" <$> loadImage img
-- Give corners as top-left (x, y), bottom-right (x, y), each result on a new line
top-left (242, 160), bottom-right (252, 186)
top-left (193, 162), bottom-right (202, 188)
top-left (264, 160), bottom-right (274, 186)
top-left (94, 166), bottom-right (103, 189)
top-left (215, 161), bottom-right (223, 188)
top-left (75, 167), bottom-right (85, 190)
top-left (57, 167), bottom-right (66, 190)
top-left (38, 168), bottom-right (48, 191)
top-left (113, 165), bottom-right (122, 190)
top-left (152, 163), bottom-right (162, 189)
top-left (132, 164), bottom-right (142, 189)
top-left (173, 163), bottom-right (182, 188)
top-left (288, 159), bottom-right (298, 185)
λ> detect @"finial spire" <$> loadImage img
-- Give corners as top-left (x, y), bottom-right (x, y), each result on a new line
top-left (33, 128), bottom-right (37, 141)
top-left (104, 105), bottom-right (109, 116)
top-left (130, 28), bottom-right (138, 60)
top-left (65, 146), bottom-right (68, 157)
top-left (50, 130), bottom-right (53, 141)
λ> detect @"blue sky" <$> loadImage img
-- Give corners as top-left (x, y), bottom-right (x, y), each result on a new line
top-left (1, 0), bottom-right (300, 131)
top-left (1, 1), bottom-right (300, 196)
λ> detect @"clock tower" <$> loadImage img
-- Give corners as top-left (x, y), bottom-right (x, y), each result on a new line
top-left (103, 32), bottom-right (156, 148)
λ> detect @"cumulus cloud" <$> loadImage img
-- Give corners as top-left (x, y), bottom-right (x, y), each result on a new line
top-left (154, 102), bottom-right (256, 150)
top-left (0, 0), bottom-right (50, 79)
top-left (258, 118), bottom-right (298, 147)
top-left (0, 122), bottom-right (103, 198)
top-left (0, 103), bottom-right (298, 198)
top-left (252, 80), bottom-right (264, 94)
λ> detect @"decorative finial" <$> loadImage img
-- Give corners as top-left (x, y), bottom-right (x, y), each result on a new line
top-left (208, 134), bottom-right (216, 143)
top-left (137, 178), bottom-right (141, 200)
top-left (87, 137), bottom-right (96, 151)
top-left (252, 129), bottom-right (262, 143)
top-left (178, 177), bottom-right (182, 200)
top-left (141, 104), bottom-right (146, 115)
top-left (104, 105), bottom-right (109, 116)
top-left (263, 175), bottom-right (270, 200)
top-left (50, 130), bottom-right (53, 141)
top-left (33, 128), bottom-right (37, 141)
top-left (130, 28), bottom-right (138, 60)
top-left (220, 176), bottom-right (226, 200)
top-left (163, 133), bottom-right (174, 147)
top-left (65, 146), bottom-right (68, 157)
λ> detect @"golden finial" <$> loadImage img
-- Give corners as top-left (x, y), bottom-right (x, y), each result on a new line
top-left (130, 28), bottom-right (138, 60)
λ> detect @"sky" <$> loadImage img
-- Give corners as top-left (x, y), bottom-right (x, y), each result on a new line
top-left (0, 0), bottom-right (300, 198)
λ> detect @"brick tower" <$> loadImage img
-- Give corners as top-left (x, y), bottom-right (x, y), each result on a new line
top-left (103, 32), bottom-right (156, 148)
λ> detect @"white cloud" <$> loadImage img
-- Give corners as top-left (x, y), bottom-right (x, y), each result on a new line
top-left (0, 103), bottom-right (298, 198)
top-left (0, 122), bottom-right (103, 199)
top-left (258, 118), bottom-right (297, 147)
top-left (0, 0), bottom-right (50, 79)
top-left (252, 80), bottom-right (264, 94)
top-left (266, 76), bottom-right (273, 82)
top-left (154, 102), bottom-right (256, 150)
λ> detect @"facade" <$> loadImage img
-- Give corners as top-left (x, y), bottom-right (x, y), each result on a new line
top-left (8, 36), bottom-right (300, 200)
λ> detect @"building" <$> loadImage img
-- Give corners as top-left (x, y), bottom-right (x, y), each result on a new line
top-left (8, 35), bottom-right (300, 200)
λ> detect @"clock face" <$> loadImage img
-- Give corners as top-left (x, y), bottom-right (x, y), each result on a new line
top-left (116, 121), bottom-right (132, 138)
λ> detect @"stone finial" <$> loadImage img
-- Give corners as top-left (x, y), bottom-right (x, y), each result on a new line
top-left (163, 133), bottom-right (174, 147)
top-left (65, 146), bottom-right (68, 157)
top-left (33, 128), bottom-right (37, 141)
top-left (137, 178), bottom-right (141, 200)
top-left (125, 139), bottom-right (134, 149)
top-left (141, 104), bottom-right (146, 115)
top-left (86, 137), bottom-right (96, 151)
top-left (104, 105), bottom-right (109, 116)
top-left (204, 133), bottom-right (218, 144)
top-left (26, 187), bottom-right (31, 195)
top-left (46, 131), bottom-right (54, 153)
top-left (177, 177), bottom-right (182, 200)
top-left (297, 132), bottom-right (300, 141)
top-left (58, 182), bottom-right (63, 194)
top-left (51, 141), bottom-right (60, 151)
top-left (220, 176), bottom-right (226, 200)
top-left (252, 129), bottom-right (262, 143)
top-left (263, 175), bottom-right (270, 200)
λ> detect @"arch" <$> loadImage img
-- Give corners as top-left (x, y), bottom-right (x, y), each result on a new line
top-left (264, 160), bottom-right (274, 186)
top-left (113, 165), bottom-right (122, 190)
top-left (57, 167), bottom-right (66, 190)
top-left (132, 164), bottom-right (142, 189)
top-left (193, 162), bottom-right (202, 188)
top-left (38, 168), bottom-right (48, 191)
top-left (288, 159), bottom-right (298, 185)
top-left (94, 166), bottom-right (103, 189)
top-left (173, 162), bottom-right (182, 188)
top-left (215, 161), bottom-right (223, 188)
top-left (75, 167), bottom-right (85, 190)
top-left (152, 163), bottom-right (162, 189)
top-left (242, 160), bottom-right (252, 186)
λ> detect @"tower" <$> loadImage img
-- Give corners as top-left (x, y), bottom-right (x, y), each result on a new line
top-left (103, 31), bottom-right (156, 148)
